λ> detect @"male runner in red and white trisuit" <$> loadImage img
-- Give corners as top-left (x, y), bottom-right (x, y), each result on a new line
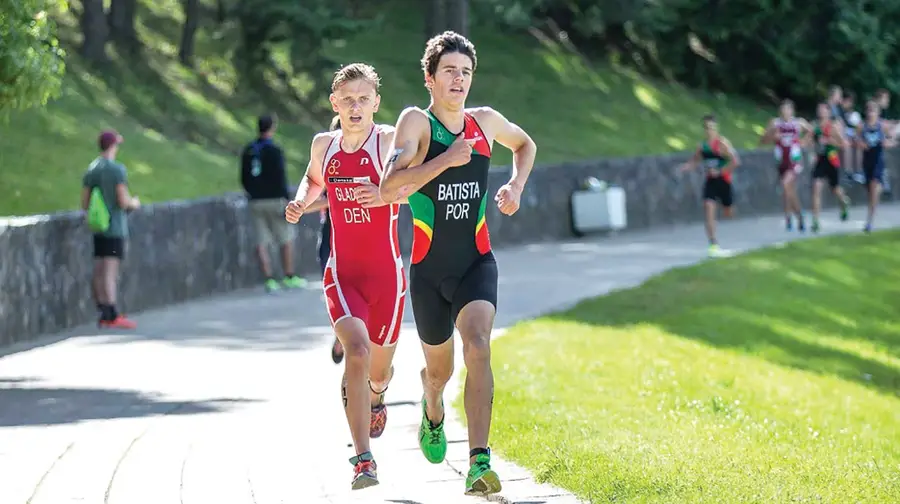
top-left (285, 63), bottom-right (405, 491)
top-left (760, 99), bottom-right (814, 231)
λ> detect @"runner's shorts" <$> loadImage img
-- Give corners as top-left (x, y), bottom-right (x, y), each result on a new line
top-left (409, 252), bottom-right (498, 346)
top-left (863, 154), bottom-right (886, 185)
top-left (775, 144), bottom-right (803, 179)
top-left (702, 177), bottom-right (733, 207)
top-left (323, 258), bottom-right (406, 346)
top-left (812, 152), bottom-right (841, 189)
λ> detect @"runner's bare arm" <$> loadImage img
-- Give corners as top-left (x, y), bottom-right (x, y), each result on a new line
top-left (379, 108), bottom-right (446, 204)
top-left (832, 123), bottom-right (848, 149)
top-left (678, 147), bottom-right (701, 172)
top-left (889, 120), bottom-right (900, 139)
top-left (759, 119), bottom-right (777, 145)
top-left (721, 138), bottom-right (741, 173)
top-left (476, 107), bottom-right (537, 190)
top-left (795, 119), bottom-right (815, 147)
top-left (305, 194), bottom-right (329, 212)
top-left (293, 133), bottom-right (331, 208)
top-left (884, 122), bottom-right (899, 148)
top-left (355, 128), bottom-right (409, 208)
top-left (855, 124), bottom-right (866, 150)
top-left (370, 128), bottom-right (407, 205)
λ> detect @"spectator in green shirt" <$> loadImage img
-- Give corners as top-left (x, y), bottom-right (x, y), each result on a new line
top-left (81, 130), bottom-right (140, 329)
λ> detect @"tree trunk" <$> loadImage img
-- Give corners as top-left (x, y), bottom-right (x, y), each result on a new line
top-left (80, 0), bottom-right (109, 62)
top-left (179, 0), bottom-right (201, 66)
top-left (108, 0), bottom-right (138, 52)
top-left (447, 0), bottom-right (468, 37)
top-left (216, 0), bottom-right (227, 23)
top-left (425, 0), bottom-right (446, 39)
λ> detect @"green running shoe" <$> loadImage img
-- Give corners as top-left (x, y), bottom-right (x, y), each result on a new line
top-left (282, 275), bottom-right (307, 289)
top-left (417, 397), bottom-right (447, 464)
top-left (264, 278), bottom-right (280, 293)
top-left (465, 450), bottom-right (502, 496)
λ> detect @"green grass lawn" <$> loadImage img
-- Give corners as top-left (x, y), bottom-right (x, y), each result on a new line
top-left (0, 0), bottom-right (772, 217)
top-left (479, 231), bottom-right (900, 503)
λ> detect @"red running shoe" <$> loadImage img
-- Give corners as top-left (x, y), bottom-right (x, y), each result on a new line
top-left (99, 315), bottom-right (137, 329)
top-left (350, 452), bottom-right (378, 490)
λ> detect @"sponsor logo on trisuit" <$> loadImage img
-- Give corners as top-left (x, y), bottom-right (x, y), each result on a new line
top-left (328, 176), bottom-right (372, 185)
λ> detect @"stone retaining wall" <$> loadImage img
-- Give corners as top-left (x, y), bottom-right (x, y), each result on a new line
top-left (2, 149), bottom-right (895, 345)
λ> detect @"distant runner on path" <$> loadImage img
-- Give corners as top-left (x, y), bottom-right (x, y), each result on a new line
top-left (810, 102), bottom-right (851, 232)
top-left (856, 100), bottom-right (896, 232)
top-left (759, 99), bottom-right (813, 232)
top-left (678, 114), bottom-right (741, 257)
top-left (378, 31), bottom-right (537, 497)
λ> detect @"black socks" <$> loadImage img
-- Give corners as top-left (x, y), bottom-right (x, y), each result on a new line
top-left (470, 447), bottom-right (490, 458)
top-left (98, 304), bottom-right (118, 321)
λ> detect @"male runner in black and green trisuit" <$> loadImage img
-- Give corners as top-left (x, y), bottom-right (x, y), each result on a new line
top-left (677, 114), bottom-right (740, 257)
top-left (810, 102), bottom-right (851, 232)
top-left (379, 31), bottom-right (537, 496)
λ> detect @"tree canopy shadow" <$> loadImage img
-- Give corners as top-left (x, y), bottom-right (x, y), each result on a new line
top-left (61, 287), bottom-right (338, 352)
top-left (0, 377), bottom-right (258, 426)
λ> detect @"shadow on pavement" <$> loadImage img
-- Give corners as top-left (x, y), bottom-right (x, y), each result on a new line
top-left (70, 288), bottom-right (337, 352)
top-left (0, 377), bottom-right (258, 426)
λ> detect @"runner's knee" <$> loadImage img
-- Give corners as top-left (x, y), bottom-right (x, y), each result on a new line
top-left (337, 320), bottom-right (371, 365)
top-left (424, 355), bottom-right (454, 388)
top-left (425, 365), bottom-right (453, 389)
top-left (344, 339), bottom-right (369, 364)
top-left (461, 332), bottom-right (491, 365)
top-left (369, 376), bottom-right (389, 393)
top-left (368, 365), bottom-right (392, 390)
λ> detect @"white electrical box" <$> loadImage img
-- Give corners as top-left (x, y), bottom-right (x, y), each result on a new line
top-left (571, 186), bottom-right (627, 235)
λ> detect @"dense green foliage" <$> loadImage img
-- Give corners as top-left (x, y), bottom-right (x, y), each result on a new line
top-left (482, 0), bottom-right (900, 112)
top-left (0, 0), bottom-right (774, 217)
top-left (230, 0), bottom-right (378, 111)
top-left (0, 0), bottom-right (66, 114)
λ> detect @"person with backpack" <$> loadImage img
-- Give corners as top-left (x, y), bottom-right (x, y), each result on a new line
top-left (240, 114), bottom-right (306, 293)
top-left (82, 130), bottom-right (141, 329)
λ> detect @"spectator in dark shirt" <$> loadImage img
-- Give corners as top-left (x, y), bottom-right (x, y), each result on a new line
top-left (241, 114), bottom-right (305, 292)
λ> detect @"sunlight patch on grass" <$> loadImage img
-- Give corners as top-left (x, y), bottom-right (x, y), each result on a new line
top-left (634, 84), bottom-right (661, 112)
top-left (665, 136), bottom-right (686, 150)
top-left (589, 113), bottom-right (618, 131)
top-left (131, 161), bottom-right (153, 175)
top-left (786, 270), bottom-right (822, 286)
top-left (142, 128), bottom-right (165, 142)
